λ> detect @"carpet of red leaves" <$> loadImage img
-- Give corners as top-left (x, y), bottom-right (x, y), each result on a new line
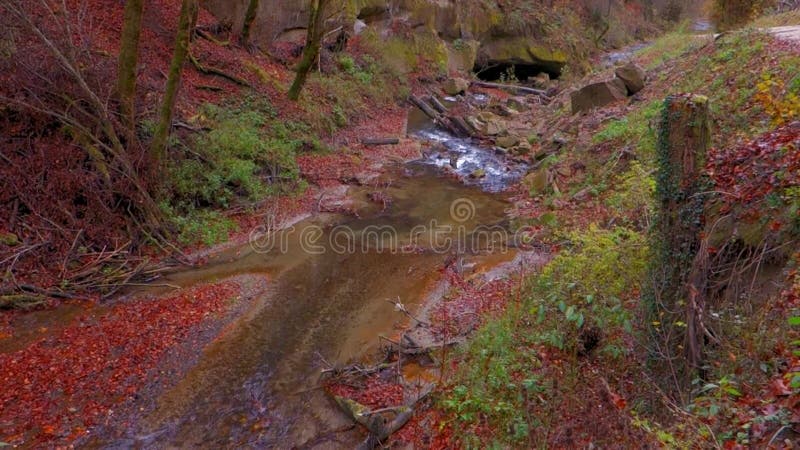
top-left (0, 282), bottom-right (237, 447)
top-left (707, 120), bottom-right (800, 234)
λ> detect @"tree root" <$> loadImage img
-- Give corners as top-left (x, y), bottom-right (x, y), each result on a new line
top-left (188, 52), bottom-right (251, 87)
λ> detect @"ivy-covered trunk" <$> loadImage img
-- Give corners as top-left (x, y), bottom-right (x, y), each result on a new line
top-left (117, 0), bottom-right (144, 142)
top-left (288, 0), bottom-right (327, 101)
top-left (651, 94), bottom-right (712, 390)
top-left (150, 0), bottom-right (198, 165)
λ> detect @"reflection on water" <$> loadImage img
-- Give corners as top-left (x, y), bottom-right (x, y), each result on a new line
top-left (98, 164), bottom-right (514, 448)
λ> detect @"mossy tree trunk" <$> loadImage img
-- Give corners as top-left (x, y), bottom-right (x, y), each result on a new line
top-left (652, 94), bottom-right (712, 387)
top-left (288, 0), bottom-right (328, 101)
top-left (150, 0), bottom-right (198, 166)
top-left (240, 0), bottom-right (259, 45)
top-left (117, 0), bottom-right (144, 143)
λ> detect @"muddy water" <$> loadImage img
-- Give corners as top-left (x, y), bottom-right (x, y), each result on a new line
top-left (101, 162), bottom-right (515, 448)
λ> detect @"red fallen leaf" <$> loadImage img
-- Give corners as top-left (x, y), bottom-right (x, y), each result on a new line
top-left (611, 392), bottom-right (627, 410)
top-left (770, 378), bottom-right (792, 396)
top-left (770, 221), bottom-right (783, 232)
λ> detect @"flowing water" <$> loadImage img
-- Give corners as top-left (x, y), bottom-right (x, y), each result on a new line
top-left (85, 124), bottom-right (523, 448)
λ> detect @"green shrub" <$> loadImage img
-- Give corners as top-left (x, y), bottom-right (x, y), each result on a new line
top-left (442, 225), bottom-right (649, 446)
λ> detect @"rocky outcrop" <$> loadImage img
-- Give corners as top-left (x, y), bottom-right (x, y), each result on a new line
top-left (475, 37), bottom-right (567, 78)
top-left (200, 0), bottom-right (568, 79)
top-left (614, 62), bottom-right (646, 95)
top-left (570, 78), bottom-right (628, 114)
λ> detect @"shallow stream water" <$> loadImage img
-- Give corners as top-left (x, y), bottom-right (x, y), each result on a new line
top-left (85, 120), bottom-right (524, 448)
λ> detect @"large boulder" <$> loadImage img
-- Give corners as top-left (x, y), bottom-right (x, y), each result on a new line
top-left (442, 78), bottom-right (471, 95)
top-left (446, 39), bottom-right (481, 73)
top-left (476, 37), bottom-right (567, 77)
top-left (570, 78), bottom-right (628, 115)
top-left (614, 62), bottom-right (646, 95)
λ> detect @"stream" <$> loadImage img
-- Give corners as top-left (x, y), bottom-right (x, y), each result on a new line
top-left (79, 117), bottom-right (524, 448)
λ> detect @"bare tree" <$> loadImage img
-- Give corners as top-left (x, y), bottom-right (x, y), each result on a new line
top-left (240, 0), bottom-right (260, 46)
top-left (288, 0), bottom-right (329, 101)
top-left (150, 0), bottom-right (198, 164)
top-left (117, 0), bottom-right (144, 141)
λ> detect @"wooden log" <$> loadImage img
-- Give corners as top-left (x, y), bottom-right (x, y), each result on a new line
top-left (409, 95), bottom-right (439, 120)
top-left (361, 137), bottom-right (400, 146)
top-left (449, 116), bottom-right (474, 137)
top-left (471, 80), bottom-right (549, 97)
top-left (426, 96), bottom-right (448, 114)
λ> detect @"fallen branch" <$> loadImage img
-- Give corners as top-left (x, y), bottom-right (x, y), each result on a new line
top-left (471, 80), bottom-right (549, 97)
top-left (361, 137), bottom-right (400, 146)
top-left (331, 383), bottom-right (435, 450)
top-left (387, 298), bottom-right (429, 327)
top-left (188, 52), bottom-right (251, 87)
top-left (194, 27), bottom-right (230, 46)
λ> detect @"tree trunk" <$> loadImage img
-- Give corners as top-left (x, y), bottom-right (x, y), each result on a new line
top-left (150, 0), bottom-right (198, 165)
top-left (652, 93), bottom-right (711, 382)
top-left (240, 0), bottom-right (259, 45)
top-left (288, 0), bottom-right (327, 101)
top-left (117, 0), bottom-right (144, 142)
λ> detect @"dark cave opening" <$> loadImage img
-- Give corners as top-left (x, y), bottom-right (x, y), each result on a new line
top-left (474, 61), bottom-right (561, 82)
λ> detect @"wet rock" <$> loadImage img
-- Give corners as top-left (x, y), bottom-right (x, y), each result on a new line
top-left (495, 134), bottom-right (520, 149)
top-left (614, 62), bottom-right (646, 95)
top-left (476, 112), bottom-right (506, 136)
top-left (506, 96), bottom-right (530, 112)
top-left (524, 168), bottom-right (550, 194)
top-left (442, 77), bottom-right (470, 95)
top-left (570, 78), bottom-right (628, 114)
top-left (470, 168), bottom-right (487, 179)
top-left (512, 140), bottom-right (533, 157)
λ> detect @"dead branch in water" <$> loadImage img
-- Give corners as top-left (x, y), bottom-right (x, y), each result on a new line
top-left (331, 383), bottom-right (435, 450)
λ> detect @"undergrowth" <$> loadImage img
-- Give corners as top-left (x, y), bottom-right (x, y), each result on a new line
top-left (441, 226), bottom-right (649, 447)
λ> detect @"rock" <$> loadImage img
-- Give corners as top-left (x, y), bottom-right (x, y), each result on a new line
top-left (552, 133), bottom-right (570, 147)
top-left (474, 112), bottom-right (506, 136)
top-left (495, 134), bottom-right (521, 149)
top-left (476, 111), bottom-right (499, 122)
top-left (476, 37), bottom-right (567, 77)
top-left (524, 169), bottom-right (550, 194)
top-left (570, 78), bottom-right (628, 115)
top-left (465, 116), bottom-right (483, 132)
top-left (353, 19), bottom-right (368, 35)
top-left (0, 232), bottom-right (18, 246)
top-left (442, 78), bottom-right (470, 95)
top-left (614, 62), bottom-right (646, 95)
top-left (511, 140), bottom-right (533, 156)
top-left (534, 72), bottom-right (551, 85)
top-left (470, 168), bottom-right (486, 179)
top-left (489, 104), bottom-right (515, 117)
top-left (446, 39), bottom-right (481, 73)
top-left (506, 97), bottom-right (530, 112)
top-left (481, 118), bottom-right (506, 136)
